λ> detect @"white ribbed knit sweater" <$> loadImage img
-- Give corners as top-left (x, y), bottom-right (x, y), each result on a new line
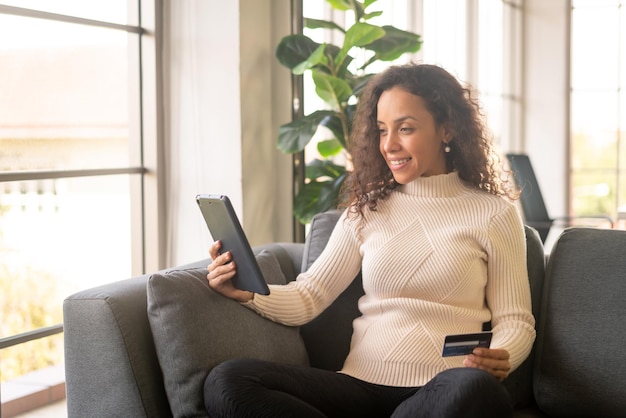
top-left (247, 172), bottom-right (536, 387)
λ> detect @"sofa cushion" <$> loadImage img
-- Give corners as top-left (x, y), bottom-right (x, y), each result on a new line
top-left (147, 250), bottom-right (309, 418)
top-left (533, 227), bottom-right (626, 416)
top-left (302, 209), bottom-right (343, 270)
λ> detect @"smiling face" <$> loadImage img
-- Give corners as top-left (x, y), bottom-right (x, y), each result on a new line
top-left (377, 86), bottom-right (450, 184)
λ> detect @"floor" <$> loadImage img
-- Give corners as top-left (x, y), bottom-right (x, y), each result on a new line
top-left (12, 400), bottom-right (67, 418)
top-left (1, 366), bottom-right (66, 418)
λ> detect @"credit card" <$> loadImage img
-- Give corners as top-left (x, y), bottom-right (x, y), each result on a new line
top-left (441, 331), bottom-right (493, 357)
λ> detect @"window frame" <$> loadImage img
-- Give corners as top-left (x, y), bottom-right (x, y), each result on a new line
top-left (0, 1), bottom-right (163, 409)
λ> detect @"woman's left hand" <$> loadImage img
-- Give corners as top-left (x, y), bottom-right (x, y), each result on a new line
top-left (463, 348), bottom-right (511, 382)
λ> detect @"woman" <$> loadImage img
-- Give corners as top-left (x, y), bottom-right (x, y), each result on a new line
top-left (204, 63), bottom-right (535, 417)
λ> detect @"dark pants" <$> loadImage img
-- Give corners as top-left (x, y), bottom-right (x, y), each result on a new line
top-left (204, 358), bottom-right (513, 418)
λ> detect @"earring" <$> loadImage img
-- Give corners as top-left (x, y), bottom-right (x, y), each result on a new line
top-left (444, 143), bottom-right (451, 153)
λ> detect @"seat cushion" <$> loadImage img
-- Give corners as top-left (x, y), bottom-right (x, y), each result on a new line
top-left (147, 250), bottom-right (309, 417)
top-left (533, 227), bottom-right (626, 417)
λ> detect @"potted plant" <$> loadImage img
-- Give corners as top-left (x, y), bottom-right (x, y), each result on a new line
top-left (275, 0), bottom-right (422, 224)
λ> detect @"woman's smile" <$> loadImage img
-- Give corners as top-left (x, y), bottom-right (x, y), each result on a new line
top-left (389, 157), bottom-right (412, 169)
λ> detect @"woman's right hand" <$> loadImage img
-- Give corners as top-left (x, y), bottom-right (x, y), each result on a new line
top-left (206, 240), bottom-right (254, 303)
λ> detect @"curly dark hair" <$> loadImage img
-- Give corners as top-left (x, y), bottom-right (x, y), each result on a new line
top-left (341, 63), bottom-right (515, 218)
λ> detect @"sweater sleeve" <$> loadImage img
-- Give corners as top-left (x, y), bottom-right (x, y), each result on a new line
top-left (485, 204), bottom-right (536, 371)
top-left (244, 210), bottom-right (362, 326)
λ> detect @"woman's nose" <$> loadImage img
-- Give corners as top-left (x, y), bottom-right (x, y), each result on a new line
top-left (382, 132), bottom-right (399, 152)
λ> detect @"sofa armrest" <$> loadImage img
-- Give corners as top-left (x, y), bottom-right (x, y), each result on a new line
top-left (63, 274), bottom-right (173, 418)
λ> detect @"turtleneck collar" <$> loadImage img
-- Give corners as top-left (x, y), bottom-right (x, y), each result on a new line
top-left (396, 171), bottom-right (467, 197)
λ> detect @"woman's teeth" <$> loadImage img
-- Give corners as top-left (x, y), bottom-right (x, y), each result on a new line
top-left (390, 158), bottom-right (411, 166)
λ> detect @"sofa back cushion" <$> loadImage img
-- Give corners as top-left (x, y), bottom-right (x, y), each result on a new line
top-left (147, 250), bottom-right (309, 418)
top-left (533, 227), bottom-right (626, 417)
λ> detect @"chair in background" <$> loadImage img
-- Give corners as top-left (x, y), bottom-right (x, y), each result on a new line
top-left (505, 153), bottom-right (613, 243)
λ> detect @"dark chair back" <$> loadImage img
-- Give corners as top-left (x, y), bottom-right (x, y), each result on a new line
top-left (506, 153), bottom-right (553, 242)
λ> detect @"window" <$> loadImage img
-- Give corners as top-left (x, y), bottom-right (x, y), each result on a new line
top-left (422, 0), bottom-right (524, 151)
top-left (0, 1), bottom-right (157, 412)
top-left (570, 0), bottom-right (626, 219)
top-left (300, 0), bottom-right (523, 159)
top-left (478, 0), bottom-right (524, 152)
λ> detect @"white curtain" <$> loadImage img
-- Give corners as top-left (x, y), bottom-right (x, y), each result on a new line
top-left (162, 0), bottom-right (243, 266)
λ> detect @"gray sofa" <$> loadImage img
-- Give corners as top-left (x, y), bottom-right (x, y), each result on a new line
top-left (63, 210), bottom-right (626, 417)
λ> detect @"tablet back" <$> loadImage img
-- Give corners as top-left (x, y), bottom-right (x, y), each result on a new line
top-left (196, 194), bottom-right (270, 295)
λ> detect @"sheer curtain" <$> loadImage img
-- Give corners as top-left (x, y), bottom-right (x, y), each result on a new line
top-left (162, 0), bottom-right (243, 266)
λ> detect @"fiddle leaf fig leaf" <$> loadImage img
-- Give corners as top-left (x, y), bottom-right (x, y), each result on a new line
top-left (277, 110), bottom-right (337, 154)
top-left (363, 25), bottom-right (422, 62)
top-left (305, 17), bottom-right (345, 33)
top-left (293, 172), bottom-right (348, 224)
top-left (352, 2), bottom-right (366, 20)
top-left (345, 22), bottom-right (386, 48)
top-left (363, 10), bottom-right (383, 20)
top-left (326, 0), bottom-right (352, 11)
top-left (350, 74), bottom-right (375, 97)
top-left (312, 71), bottom-right (353, 109)
top-left (317, 139), bottom-right (344, 158)
top-left (275, 34), bottom-right (321, 70)
top-left (319, 112), bottom-right (345, 147)
top-left (305, 158), bottom-right (346, 180)
top-left (292, 44), bottom-right (328, 75)
top-left (335, 22), bottom-right (385, 67)
top-left (293, 182), bottom-right (325, 225)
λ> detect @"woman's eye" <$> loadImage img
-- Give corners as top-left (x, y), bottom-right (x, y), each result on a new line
top-left (400, 127), bottom-right (413, 133)
top-left (378, 128), bottom-right (387, 136)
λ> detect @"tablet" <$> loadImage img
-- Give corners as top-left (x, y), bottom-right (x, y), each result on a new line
top-left (196, 194), bottom-right (270, 295)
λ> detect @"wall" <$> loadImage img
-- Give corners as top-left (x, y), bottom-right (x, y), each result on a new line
top-left (240, 0), bottom-right (294, 246)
